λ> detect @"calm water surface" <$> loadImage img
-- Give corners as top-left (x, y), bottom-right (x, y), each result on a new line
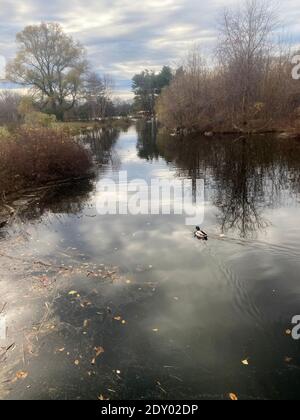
top-left (1, 122), bottom-right (300, 400)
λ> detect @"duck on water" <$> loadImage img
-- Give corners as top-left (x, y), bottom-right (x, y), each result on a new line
top-left (194, 226), bottom-right (208, 241)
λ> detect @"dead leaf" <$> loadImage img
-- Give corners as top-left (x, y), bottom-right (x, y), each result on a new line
top-left (98, 394), bottom-right (108, 400)
top-left (16, 371), bottom-right (28, 380)
top-left (74, 360), bottom-right (80, 366)
top-left (68, 291), bottom-right (78, 296)
top-left (95, 346), bottom-right (105, 357)
top-left (229, 393), bottom-right (238, 401)
top-left (113, 316), bottom-right (122, 321)
top-left (58, 348), bottom-right (65, 353)
top-left (242, 359), bottom-right (249, 366)
top-left (286, 329), bottom-right (292, 335)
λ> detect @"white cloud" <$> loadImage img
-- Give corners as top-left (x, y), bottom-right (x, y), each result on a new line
top-left (0, 0), bottom-right (300, 97)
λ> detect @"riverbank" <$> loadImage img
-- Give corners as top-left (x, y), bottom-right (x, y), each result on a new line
top-left (0, 118), bottom-right (134, 228)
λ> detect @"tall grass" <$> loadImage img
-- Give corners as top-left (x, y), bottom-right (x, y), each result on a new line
top-left (0, 128), bottom-right (93, 195)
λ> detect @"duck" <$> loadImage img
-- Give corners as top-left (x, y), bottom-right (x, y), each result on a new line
top-left (194, 226), bottom-right (208, 240)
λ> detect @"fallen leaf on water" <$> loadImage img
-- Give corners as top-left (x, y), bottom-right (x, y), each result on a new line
top-left (95, 346), bottom-right (105, 357)
top-left (58, 348), bottom-right (65, 353)
top-left (98, 394), bottom-right (109, 400)
top-left (113, 316), bottom-right (122, 321)
top-left (242, 359), bottom-right (249, 366)
top-left (286, 329), bottom-right (292, 335)
top-left (229, 393), bottom-right (238, 401)
top-left (68, 291), bottom-right (78, 296)
top-left (16, 371), bottom-right (28, 380)
top-left (83, 320), bottom-right (89, 328)
top-left (74, 360), bottom-right (80, 366)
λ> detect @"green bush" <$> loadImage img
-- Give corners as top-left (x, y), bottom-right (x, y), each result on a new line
top-left (0, 126), bottom-right (11, 139)
top-left (24, 112), bottom-right (57, 128)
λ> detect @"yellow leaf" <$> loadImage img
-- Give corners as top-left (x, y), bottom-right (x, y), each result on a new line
top-left (98, 394), bottom-right (108, 400)
top-left (229, 393), bottom-right (238, 401)
top-left (95, 346), bottom-right (105, 357)
top-left (16, 371), bottom-right (28, 380)
top-left (68, 291), bottom-right (77, 296)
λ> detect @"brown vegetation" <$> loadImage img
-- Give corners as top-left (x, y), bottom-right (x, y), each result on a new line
top-left (156, 0), bottom-right (300, 135)
top-left (0, 128), bottom-right (92, 196)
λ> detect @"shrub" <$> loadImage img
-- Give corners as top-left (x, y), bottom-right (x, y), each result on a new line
top-left (24, 111), bottom-right (57, 128)
top-left (0, 128), bottom-right (92, 194)
top-left (0, 126), bottom-right (11, 140)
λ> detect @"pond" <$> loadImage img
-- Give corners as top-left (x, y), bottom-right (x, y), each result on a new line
top-left (1, 122), bottom-right (300, 400)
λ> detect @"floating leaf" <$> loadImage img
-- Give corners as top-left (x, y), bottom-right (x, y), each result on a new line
top-left (68, 291), bottom-right (78, 296)
top-left (229, 393), bottom-right (238, 401)
top-left (74, 360), bottom-right (80, 366)
top-left (242, 359), bottom-right (249, 366)
top-left (16, 371), bottom-right (28, 380)
top-left (286, 329), bottom-right (292, 335)
top-left (95, 346), bottom-right (105, 358)
top-left (113, 316), bottom-right (122, 321)
top-left (98, 394), bottom-right (109, 400)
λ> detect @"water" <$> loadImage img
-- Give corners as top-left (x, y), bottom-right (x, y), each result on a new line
top-left (1, 123), bottom-right (300, 400)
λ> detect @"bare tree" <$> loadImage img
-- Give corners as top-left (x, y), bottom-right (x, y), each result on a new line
top-left (217, 0), bottom-right (278, 127)
top-left (0, 90), bottom-right (21, 124)
top-left (84, 72), bottom-right (114, 119)
top-left (6, 22), bottom-right (88, 121)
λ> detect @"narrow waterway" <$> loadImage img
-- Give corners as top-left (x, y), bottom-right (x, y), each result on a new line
top-left (1, 123), bottom-right (300, 400)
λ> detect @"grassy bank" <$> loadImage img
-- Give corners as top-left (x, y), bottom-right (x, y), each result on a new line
top-left (54, 118), bottom-right (133, 135)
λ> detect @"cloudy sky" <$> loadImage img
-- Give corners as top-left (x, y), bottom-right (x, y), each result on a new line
top-left (0, 0), bottom-right (300, 98)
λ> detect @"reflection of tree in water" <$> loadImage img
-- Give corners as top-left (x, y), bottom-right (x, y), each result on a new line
top-left (13, 180), bottom-right (94, 228)
top-left (80, 128), bottom-right (121, 170)
top-left (136, 120), bottom-right (160, 161)
top-left (10, 128), bottom-right (122, 229)
top-left (157, 133), bottom-right (300, 237)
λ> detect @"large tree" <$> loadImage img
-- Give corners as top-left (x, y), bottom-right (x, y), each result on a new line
top-left (132, 66), bottom-right (173, 115)
top-left (217, 0), bottom-right (278, 124)
top-left (6, 22), bottom-right (87, 120)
